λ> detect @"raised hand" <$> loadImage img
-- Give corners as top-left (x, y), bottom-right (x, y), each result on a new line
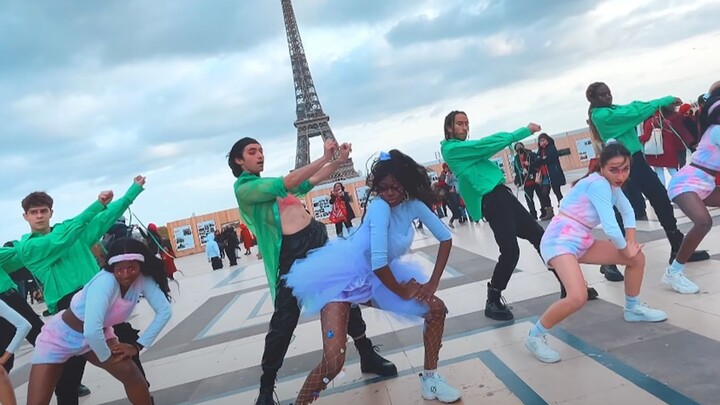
top-left (98, 190), bottom-right (114, 206)
top-left (338, 142), bottom-right (352, 162)
top-left (322, 139), bottom-right (339, 160)
top-left (134, 175), bottom-right (146, 187)
top-left (527, 123), bottom-right (542, 134)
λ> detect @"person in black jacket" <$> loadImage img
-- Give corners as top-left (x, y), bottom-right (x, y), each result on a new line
top-left (536, 133), bottom-right (567, 219)
top-left (329, 182), bottom-right (356, 237)
top-left (512, 142), bottom-right (542, 220)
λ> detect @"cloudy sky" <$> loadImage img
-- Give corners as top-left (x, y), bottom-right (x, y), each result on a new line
top-left (1, 0), bottom-right (718, 240)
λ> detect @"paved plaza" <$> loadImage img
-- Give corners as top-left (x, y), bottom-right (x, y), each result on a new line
top-left (8, 179), bottom-right (720, 404)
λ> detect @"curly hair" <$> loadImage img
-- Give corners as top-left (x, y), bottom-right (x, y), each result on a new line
top-left (363, 150), bottom-right (435, 212)
top-left (104, 238), bottom-right (171, 300)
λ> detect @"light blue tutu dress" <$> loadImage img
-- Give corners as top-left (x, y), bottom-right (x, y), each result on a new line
top-left (284, 198), bottom-right (451, 318)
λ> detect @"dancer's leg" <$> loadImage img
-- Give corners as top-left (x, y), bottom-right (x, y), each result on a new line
top-left (0, 367), bottom-right (17, 405)
top-left (673, 189), bottom-right (720, 264)
top-left (423, 297), bottom-right (447, 370)
top-left (295, 303), bottom-right (350, 405)
top-left (27, 364), bottom-right (64, 405)
top-left (84, 352), bottom-right (151, 405)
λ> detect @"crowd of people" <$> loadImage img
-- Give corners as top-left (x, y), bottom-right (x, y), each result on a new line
top-left (0, 79), bottom-right (717, 405)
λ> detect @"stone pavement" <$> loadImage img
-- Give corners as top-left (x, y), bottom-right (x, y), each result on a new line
top-left (8, 177), bottom-right (720, 404)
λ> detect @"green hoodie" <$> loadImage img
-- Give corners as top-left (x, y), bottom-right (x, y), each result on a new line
top-left (233, 172), bottom-right (313, 302)
top-left (441, 127), bottom-right (532, 220)
top-left (10, 182), bottom-right (144, 314)
top-left (590, 96), bottom-right (676, 154)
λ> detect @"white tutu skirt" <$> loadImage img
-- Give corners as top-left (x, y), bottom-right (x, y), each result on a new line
top-left (283, 230), bottom-right (430, 318)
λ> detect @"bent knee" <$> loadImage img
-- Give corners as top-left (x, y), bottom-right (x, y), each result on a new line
top-left (694, 218), bottom-right (713, 235)
top-left (427, 297), bottom-right (447, 316)
top-left (564, 290), bottom-right (588, 310)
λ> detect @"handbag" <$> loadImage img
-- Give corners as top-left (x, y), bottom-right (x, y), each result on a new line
top-left (328, 200), bottom-right (347, 224)
top-left (643, 118), bottom-right (664, 156)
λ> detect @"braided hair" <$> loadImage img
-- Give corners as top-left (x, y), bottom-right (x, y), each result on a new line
top-left (585, 82), bottom-right (608, 147)
top-left (363, 150), bottom-right (435, 215)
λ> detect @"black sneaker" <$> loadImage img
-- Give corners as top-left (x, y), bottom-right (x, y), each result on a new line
top-left (77, 384), bottom-right (91, 397)
top-left (670, 250), bottom-right (710, 264)
top-left (255, 387), bottom-right (279, 405)
top-left (600, 265), bottom-right (624, 282)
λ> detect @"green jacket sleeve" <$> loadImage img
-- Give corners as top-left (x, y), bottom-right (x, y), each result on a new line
top-left (81, 182), bottom-right (144, 246)
top-left (445, 127), bottom-right (532, 161)
top-left (290, 180), bottom-right (313, 198)
top-left (235, 177), bottom-right (288, 203)
top-left (592, 96), bottom-right (676, 141)
top-left (19, 200), bottom-right (106, 271)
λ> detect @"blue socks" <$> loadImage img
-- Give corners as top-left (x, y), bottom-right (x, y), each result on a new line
top-left (529, 321), bottom-right (550, 337)
top-left (668, 260), bottom-right (685, 275)
top-left (625, 294), bottom-right (639, 310)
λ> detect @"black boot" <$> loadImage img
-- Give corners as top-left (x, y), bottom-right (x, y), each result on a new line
top-left (255, 386), bottom-right (279, 405)
top-left (485, 283), bottom-right (514, 321)
top-left (550, 268), bottom-right (598, 300)
top-left (600, 265), bottom-right (624, 282)
top-left (355, 337), bottom-right (397, 377)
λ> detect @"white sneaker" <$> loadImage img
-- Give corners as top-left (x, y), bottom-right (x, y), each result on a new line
top-left (420, 373), bottom-right (461, 403)
top-left (661, 269), bottom-right (700, 294)
top-left (524, 333), bottom-right (560, 363)
top-left (624, 303), bottom-right (668, 322)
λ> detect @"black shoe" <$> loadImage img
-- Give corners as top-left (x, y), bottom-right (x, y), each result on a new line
top-left (255, 387), bottom-right (279, 405)
top-left (485, 283), bottom-right (514, 321)
top-left (77, 384), bottom-right (91, 397)
top-left (355, 338), bottom-right (398, 377)
top-left (669, 250), bottom-right (710, 264)
top-left (600, 265), bottom-right (624, 282)
top-left (587, 287), bottom-right (599, 300)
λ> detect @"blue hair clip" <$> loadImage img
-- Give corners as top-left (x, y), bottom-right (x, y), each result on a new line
top-left (705, 92), bottom-right (712, 100)
top-left (605, 138), bottom-right (617, 145)
top-left (379, 151), bottom-right (391, 161)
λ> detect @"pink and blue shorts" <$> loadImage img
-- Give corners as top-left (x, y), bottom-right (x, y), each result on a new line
top-left (32, 311), bottom-right (116, 364)
top-left (540, 215), bottom-right (595, 266)
top-left (667, 165), bottom-right (717, 201)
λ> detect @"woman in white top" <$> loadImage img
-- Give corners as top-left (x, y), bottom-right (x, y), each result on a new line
top-left (0, 300), bottom-right (31, 405)
top-left (27, 238), bottom-right (172, 405)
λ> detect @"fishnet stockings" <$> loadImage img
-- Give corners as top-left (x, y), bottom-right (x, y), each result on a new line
top-left (423, 296), bottom-right (447, 370)
top-left (295, 302), bottom-right (351, 405)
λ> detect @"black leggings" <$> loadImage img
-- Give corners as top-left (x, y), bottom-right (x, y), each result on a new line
top-left (334, 219), bottom-right (353, 236)
top-left (0, 289), bottom-right (44, 372)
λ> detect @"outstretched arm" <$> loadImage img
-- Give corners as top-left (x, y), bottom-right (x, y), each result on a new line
top-left (308, 143), bottom-right (352, 186)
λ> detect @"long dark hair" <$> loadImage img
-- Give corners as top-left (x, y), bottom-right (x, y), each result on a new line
top-left (699, 85), bottom-right (720, 135)
top-left (537, 133), bottom-right (555, 149)
top-left (443, 110), bottom-right (467, 140)
top-left (574, 142), bottom-right (632, 186)
top-left (363, 150), bottom-right (435, 214)
top-left (104, 238), bottom-right (171, 300)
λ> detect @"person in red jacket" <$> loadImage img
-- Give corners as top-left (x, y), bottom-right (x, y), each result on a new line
top-left (239, 223), bottom-right (254, 256)
top-left (640, 107), bottom-right (695, 187)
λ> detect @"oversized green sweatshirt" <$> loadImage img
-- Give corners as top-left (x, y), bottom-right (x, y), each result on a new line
top-left (0, 264), bottom-right (17, 294)
top-left (10, 182), bottom-right (144, 314)
top-left (590, 96), bottom-right (676, 154)
top-left (441, 127), bottom-right (532, 220)
top-left (233, 172), bottom-right (313, 302)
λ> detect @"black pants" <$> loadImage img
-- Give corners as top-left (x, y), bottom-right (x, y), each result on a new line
top-left (0, 289), bottom-right (44, 372)
top-left (260, 219), bottom-right (367, 388)
top-left (623, 153), bottom-right (679, 242)
top-left (538, 185), bottom-right (552, 210)
top-left (446, 192), bottom-right (462, 222)
top-left (482, 185), bottom-right (545, 290)
top-left (225, 245), bottom-right (238, 266)
top-left (334, 219), bottom-right (353, 237)
top-left (522, 184), bottom-right (541, 218)
top-left (211, 256), bottom-right (223, 270)
top-left (551, 183), bottom-right (564, 202)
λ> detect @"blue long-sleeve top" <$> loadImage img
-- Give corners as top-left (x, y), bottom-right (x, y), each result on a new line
top-left (0, 299), bottom-right (31, 354)
top-left (70, 270), bottom-right (171, 362)
top-left (205, 233), bottom-right (221, 260)
top-left (558, 173), bottom-right (635, 249)
top-left (368, 198), bottom-right (451, 271)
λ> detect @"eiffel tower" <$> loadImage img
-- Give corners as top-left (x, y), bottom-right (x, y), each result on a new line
top-left (281, 0), bottom-right (360, 183)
